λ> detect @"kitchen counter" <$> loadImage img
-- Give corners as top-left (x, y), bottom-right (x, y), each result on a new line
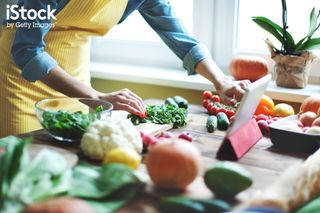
top-left (20, 99), bottom-right (307, 212)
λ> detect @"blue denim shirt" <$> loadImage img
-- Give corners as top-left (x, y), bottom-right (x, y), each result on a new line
top-left (6, 0), bottom-right (211, 82)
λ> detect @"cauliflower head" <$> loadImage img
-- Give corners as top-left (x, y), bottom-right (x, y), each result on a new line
top-left (80, 117), bottom-right (143, 160)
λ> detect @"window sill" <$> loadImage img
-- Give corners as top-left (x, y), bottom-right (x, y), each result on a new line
top-left (90, 62), bottom-right (319, 103)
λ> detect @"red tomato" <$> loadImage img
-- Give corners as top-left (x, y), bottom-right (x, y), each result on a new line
top-left (209, 105), bottom-right (218, 115)
top-left (211, 95), bottom-right (221, 103)
top-left (207, 103), bottom-right (213, 111)
top-left (226, 110), bottom-right (235, 118)
top-left (203, 91), bottom-right (213, 100)
top-left (218, 108), bottom-right (227, 114)
top-left (202, 99), bottom-right (209, 108)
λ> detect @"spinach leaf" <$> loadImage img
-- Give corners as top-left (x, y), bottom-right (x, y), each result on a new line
top-left (0, 137), bottom-right (145, 213)
top-left (42, 105), bottom-right (104, 140)
top-left (70, 162), bottom-right (145, 213)
top-left (128, 104), bottom-right (187, 128)
top-left (0, 137), bottom-right (72, 213)
top-left (0, 136), bottom-right (31, 210)
top-left (69, 163), bottom-right (143, 199)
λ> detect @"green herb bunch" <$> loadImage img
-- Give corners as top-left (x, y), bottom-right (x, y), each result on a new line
top-left (252, 0), bottom-right (320, 55)
top-left (127, 104), bottom-right (188, 128)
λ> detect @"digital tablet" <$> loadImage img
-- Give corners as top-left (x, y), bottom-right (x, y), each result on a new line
top-left (224, 74), bottom-right (272, 137)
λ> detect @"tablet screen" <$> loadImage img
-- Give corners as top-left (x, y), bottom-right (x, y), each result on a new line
top-left (226, 74), bottom-right (272, 136)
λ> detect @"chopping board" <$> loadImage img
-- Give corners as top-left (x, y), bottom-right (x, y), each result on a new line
top-left (112, 110), bottom-right (191, 136)
top-left (0, 143), bottom-right (78, 167)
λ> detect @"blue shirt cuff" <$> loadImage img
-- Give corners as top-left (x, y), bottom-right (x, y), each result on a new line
top-left (183, 44), bottom-right (211, 75)
top-left (21, 52), bottom-right (58, 82)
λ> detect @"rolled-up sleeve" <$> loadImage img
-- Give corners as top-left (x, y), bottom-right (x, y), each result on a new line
top-left (138, 0), bottom-right (211, 75)
top-left (11, 0), bottom-right (59, 82)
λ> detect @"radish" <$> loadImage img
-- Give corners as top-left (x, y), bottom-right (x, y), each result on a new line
top-left (178, 132), bottom-right (193, 142)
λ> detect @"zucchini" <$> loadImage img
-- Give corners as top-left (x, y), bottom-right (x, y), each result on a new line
top-left (165, 97), bottom-right (179, 108)
top-left (206, 116), bottom-right (218, 133)
top-left (173, 96), bottom-right (189, 109)
top-left (296, 196), bottom-right (320, 213)
top-left (204, 161), bottom-right (253, 198)
top-left (195, 199), bottom-right (231, 213)
top-left (216, 112), bottom-right (230, 130)
top-left (157, 196), bottom-right (205, 213)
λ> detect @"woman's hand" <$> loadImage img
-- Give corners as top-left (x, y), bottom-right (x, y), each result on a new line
top-left (195, 59), bottom-right (251, 106)
top-left (99, 88), bottom-right (146, 116)
top-left (216, 77), bottom-right (251, 105)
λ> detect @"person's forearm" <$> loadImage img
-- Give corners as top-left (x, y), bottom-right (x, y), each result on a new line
top-left (195, 59), bottom-right (229, 91)
top-left (41, 66), bottom-right (101, 99)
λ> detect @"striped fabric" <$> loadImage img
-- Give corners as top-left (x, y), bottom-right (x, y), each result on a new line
top-left (0, 0), bottom-right (128, 137)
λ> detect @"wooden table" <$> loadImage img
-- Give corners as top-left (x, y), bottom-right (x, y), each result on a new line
top-left (20, 99), bottom-right (307, 212)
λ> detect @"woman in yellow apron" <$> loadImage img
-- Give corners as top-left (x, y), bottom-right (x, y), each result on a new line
top-left (0, 0), bottom-right (249, 137)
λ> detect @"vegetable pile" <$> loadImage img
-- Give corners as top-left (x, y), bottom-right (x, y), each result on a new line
top-left (202, 91), bottom-right (237, 118)
top-left (202, 91), bottom-right (236, 133)
top-left (127, 104), bottom-right (188, 128)
top-left (80, 117), bottom-right (143, 161)
top-left (0, 136), bottom-right (145, 213)
top-left (42, 105), bottom-right (103, 141)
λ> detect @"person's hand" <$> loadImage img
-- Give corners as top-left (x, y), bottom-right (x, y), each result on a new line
top-left (99, 88), bottom-right (146, 116)
top-left (216, 77), bottom-right (251, 105)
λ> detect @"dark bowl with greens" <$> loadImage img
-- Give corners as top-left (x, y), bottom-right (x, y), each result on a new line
top-left (35, 98), bottom-right (113, 143)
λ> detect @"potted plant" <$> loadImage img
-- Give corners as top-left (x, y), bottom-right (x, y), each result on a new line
top-left (252, 0), bottom-right (320, 88)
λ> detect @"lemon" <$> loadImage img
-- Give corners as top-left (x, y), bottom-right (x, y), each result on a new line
top-left (103, 147), bottom-right (142, 170)
top-left (272, 103), bottom-right (295, 117)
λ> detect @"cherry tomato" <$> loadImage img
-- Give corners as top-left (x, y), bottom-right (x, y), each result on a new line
top-left (226, 109), bottom-right (236, 118)
top-left (203, 99), bottom-right (209, 108)
top-left (211, 95), bottom-right (221, 103)
top-left (209, 105), bottom-right (218, 115)
top-left (207, 103), bottom-right (213, 111)
top-left (217, 108), bottom-right (227, 114)
top-left (203, 90), bottom-right (213, 100)
top-left (140, 111), bottom-right (147, 119)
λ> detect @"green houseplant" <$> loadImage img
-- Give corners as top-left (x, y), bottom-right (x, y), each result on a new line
top-left (252, 0), bottom-right (320, 88)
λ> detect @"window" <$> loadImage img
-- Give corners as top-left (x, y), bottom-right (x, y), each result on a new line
top-left (214, 0), bottom-right (320, 82)
top-left (91, 0), bottom-right (320, 83)
top-left (91, 0), bottom-right (216, 69)
top-left (91, 0), bottom-right (198, 69)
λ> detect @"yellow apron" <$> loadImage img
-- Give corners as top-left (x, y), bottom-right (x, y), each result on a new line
top-left (0, 0), bottom-right (128, 137)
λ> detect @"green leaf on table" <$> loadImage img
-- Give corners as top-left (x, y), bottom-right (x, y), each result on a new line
top-left (87, 184), bottom-right (139, 213)
top-left (7, 148), bottom-right (71, 204)
top-left (69, 163), bottom-right (143, 199)
top-left (0, 137), bottom-right (31, 210)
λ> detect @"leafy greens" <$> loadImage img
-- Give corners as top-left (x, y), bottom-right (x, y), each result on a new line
top-left (127, 104), bottom-right (188, 128)
top-left (0, 136), bottom-right (145, 213)
top-left (42, 105), bottom-right (104, 140)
